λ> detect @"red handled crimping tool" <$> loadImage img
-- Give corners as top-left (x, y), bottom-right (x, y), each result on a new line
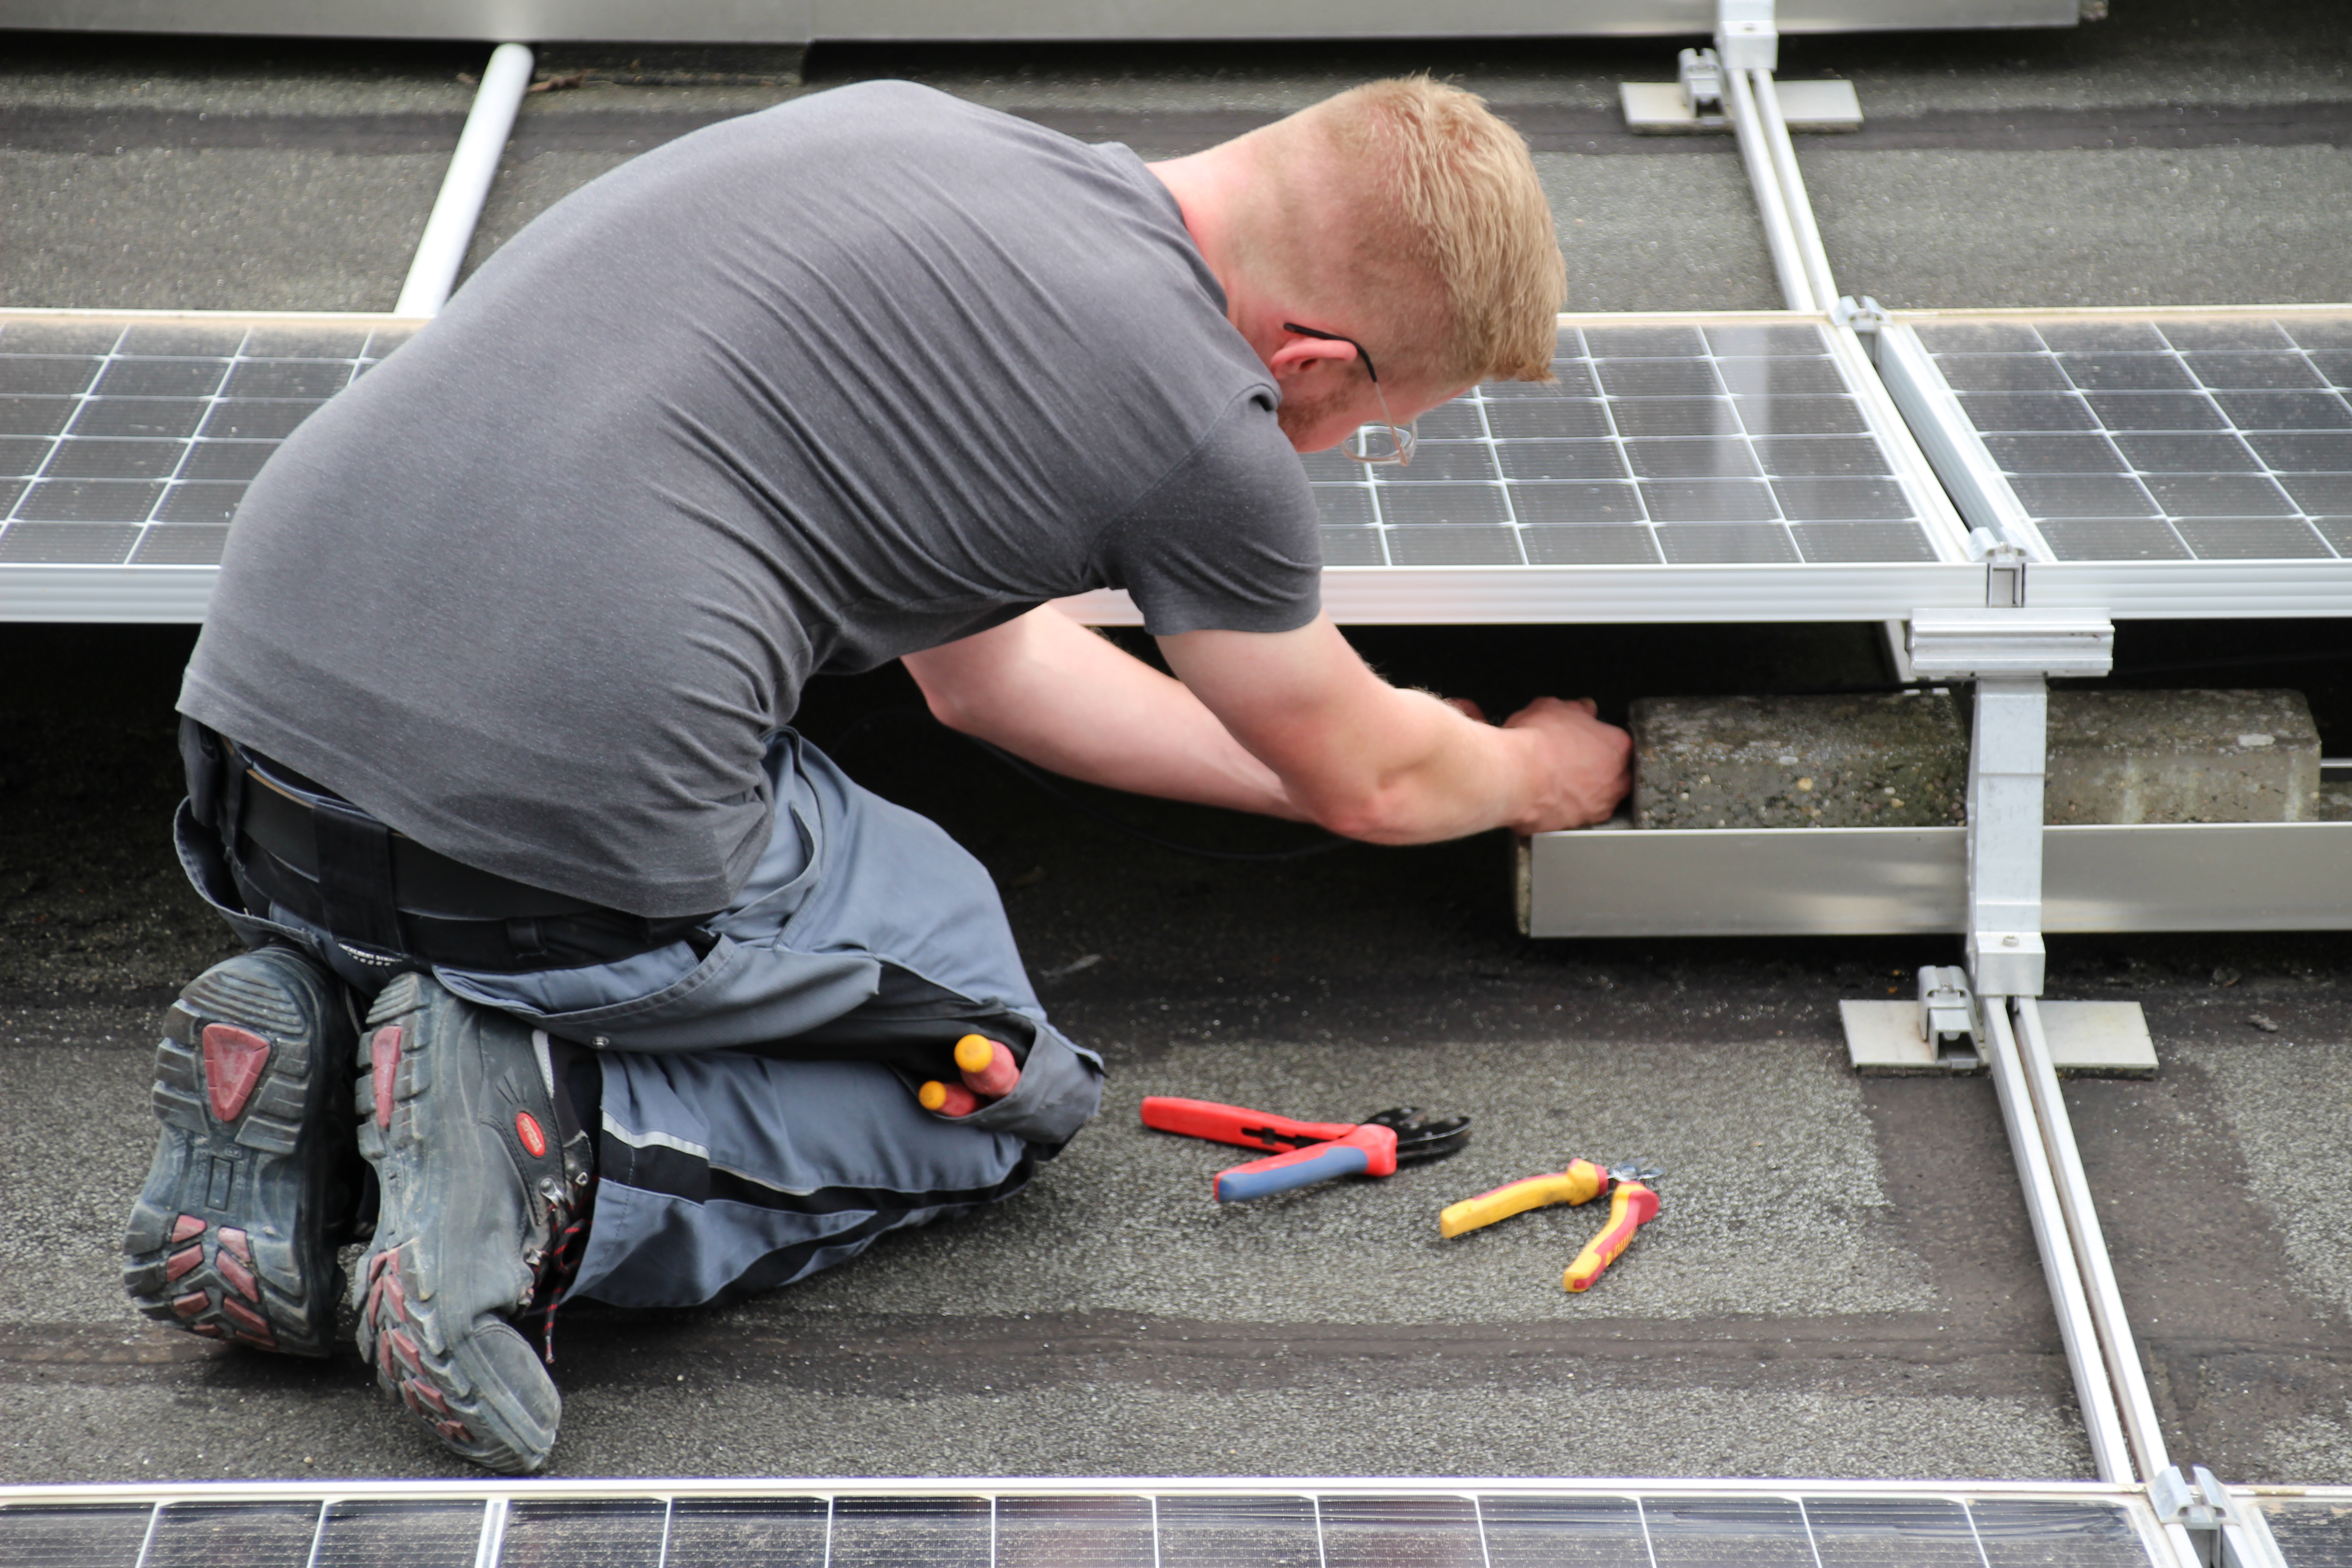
top-left (1140, 1096), bottom-right (1471, 1203)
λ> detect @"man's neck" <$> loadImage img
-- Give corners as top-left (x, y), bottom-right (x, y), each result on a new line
top-left (1147, 147), bottom-right (1268, 349)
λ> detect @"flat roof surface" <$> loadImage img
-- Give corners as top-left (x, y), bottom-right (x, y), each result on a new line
top-left (0, 0), bottom-right (2347, 1490)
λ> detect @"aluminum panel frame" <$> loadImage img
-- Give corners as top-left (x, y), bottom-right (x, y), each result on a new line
top-left (1520, 821), bottom-right (2352, 938)
top-left (0, 0), bottom-right (2082, 42)
top-left (18, 556), bottom-right (2349, 627)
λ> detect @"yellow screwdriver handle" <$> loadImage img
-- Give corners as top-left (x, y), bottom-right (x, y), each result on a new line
top-left (1564, 1181), bottom-right (1661, 1292)
top-left (1440, 1158), bottom-right (1609, 1239)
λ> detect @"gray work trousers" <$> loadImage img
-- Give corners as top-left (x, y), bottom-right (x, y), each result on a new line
top-left (175, 731), bottom-right (1104, 1310)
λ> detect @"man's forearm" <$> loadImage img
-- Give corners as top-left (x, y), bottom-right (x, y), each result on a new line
top-left (1160, 619), bottom-right (1632, 840)
top-left (903, 606), bottom-right (1310, 819)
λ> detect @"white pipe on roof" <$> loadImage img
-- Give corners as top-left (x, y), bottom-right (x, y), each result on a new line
top-left (393, 41), bottom-right (534, 318)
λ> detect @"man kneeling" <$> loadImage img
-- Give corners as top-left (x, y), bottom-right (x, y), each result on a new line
top-left (122, 75), bottom-right (1631, 1471)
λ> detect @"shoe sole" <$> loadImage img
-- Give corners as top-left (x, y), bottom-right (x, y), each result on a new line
top-left (354, 972), bottom-right (561, 1474)
top-left (122, 947), bottom-right (354, 1357)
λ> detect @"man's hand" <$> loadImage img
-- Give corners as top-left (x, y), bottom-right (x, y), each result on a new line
top-left (1440, 695), bottom-right (1631, 831)
top-left (1494, 697), bottom-right (1632, 833)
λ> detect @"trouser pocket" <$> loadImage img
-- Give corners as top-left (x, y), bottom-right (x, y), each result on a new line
top-left (936, 1023), bottom-right (1104, 1156)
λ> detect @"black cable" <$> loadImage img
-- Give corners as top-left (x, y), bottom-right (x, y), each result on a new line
top-left (818, 705), bottom-right (1354, 863)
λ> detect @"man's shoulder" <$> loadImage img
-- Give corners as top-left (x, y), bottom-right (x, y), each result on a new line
top-left (732, 79), bottom-right (1051, 152)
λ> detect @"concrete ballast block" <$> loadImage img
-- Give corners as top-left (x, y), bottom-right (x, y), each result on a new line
top-left (2045, 689), bottom-right (2320, 823)
top-left (1630, 692), bottom-right (1969, 829)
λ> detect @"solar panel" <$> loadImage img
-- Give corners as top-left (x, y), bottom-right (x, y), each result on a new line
top-left (1906, 313), bottom-right (2352, 562)
top-left (0, 1489), bottom-right (2185, 1568)
top-left (1310, 320), bottom-right (1955, 570)
top-left (0, 310), bottom-right (1963, 624)
top-left (0, 315), bottom-right (412, 570)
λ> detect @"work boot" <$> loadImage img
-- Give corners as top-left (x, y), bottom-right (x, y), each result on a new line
top-left (122, 944), bottom-right (360, 1357)
top-left (353, 973), bottom-right (593, 1474)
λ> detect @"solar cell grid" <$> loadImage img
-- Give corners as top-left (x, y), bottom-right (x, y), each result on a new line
top-left (498, 1498), bottom-right (669, 1568)
top-left (0, 1504), bottom-right (156, 1568)
top-left (1157, 1494), bottom-right (1323, 1568)
top-left (2, 314), bottom-right (1942, 579)
top-left (0, 1490), bottom-right (2185, 1568)
top-left (994, 1495), bottom-right (1157, 1568)
top-left (2259, 1500), bottom-right (2352, 1568)
top-left (1314, 320), bottom-right (1936, 568)
top-left (313, 1499), bottom-right (486, 1568)
top-left (663, 1497), bottom-right (829, 1568)
top-left (1640, 1494), bottom-right (1815, 1568)
top-left (0, 317), bottom-right (411, 568)
top-left (1968, 1501), bottom-right (2147, 1568)
top-left (144, 1500), bottom-right (322, 1568)
top-left (1318, 1496), bottom-right (1486, 1568)
top-left (828, 1495), bottom-right (991, 1568)
top-left (1917, 314), bottom-right (2352, 562)
top-left (1478, 1495), bottom-right (1651, 1568)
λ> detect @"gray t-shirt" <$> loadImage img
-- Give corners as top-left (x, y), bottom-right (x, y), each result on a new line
top-left (182, 81), bottom-right (1323, 917)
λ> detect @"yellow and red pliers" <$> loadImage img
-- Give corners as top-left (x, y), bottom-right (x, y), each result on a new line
top-left (1141, 1096), bottom-right (1472, 1203)
top-left (1440, 1159), bottom-right (1664, 1292)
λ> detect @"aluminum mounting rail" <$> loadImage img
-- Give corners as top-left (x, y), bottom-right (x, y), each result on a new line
top-left (0, 0), bottom-right (2090, 44)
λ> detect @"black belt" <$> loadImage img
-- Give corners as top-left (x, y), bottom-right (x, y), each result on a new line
top-left (225, 753), bottom-right (714, 974)
top-left (239, 771), bottom-right (597, 921)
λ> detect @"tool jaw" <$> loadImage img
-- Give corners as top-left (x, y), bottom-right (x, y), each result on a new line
top-left (1364, 1107), bottom-right (1474, 1161)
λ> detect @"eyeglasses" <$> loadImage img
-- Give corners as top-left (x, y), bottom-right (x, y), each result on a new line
top-left (1283, 322), bottom-right (1417, 467)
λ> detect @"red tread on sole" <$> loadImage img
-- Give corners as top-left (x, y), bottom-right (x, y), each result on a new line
top-left (200, 1024), bottom-right (273, 1124)
top-left (216, 1248), bottom-right (260, 1303)
top-left (370, 1027), bottom-right (403, 1130)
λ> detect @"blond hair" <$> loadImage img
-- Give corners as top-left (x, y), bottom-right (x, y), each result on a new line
top-left (1250, 78), bottom-right (1564, 387)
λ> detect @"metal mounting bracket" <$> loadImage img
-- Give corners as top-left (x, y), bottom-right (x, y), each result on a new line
top-left (2150, 1465), bottom-right (2289, 1568)
top-left (1919, 965), bottom-right (1980, 1063)
top-left (1680, 47), bottom-right (1725, 118)
top-left (1910, 606), bottom-right (2114, 1001)
top-left (1715, 0), bottom-right (1778, 72)
top-left (1832, 294), bottom-right (1889, 363)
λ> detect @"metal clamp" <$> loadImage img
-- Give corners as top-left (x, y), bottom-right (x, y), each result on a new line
top-left (1907, 607), bottom-right (2114, 681)
top-left (2149, 1465), bottom-right (2288, 1568)
top-left (1916, 965), bottom-right (1980, 1067)
top-left (2151, 1466), bottom-right (2241, 1535)
top-left (1677, 47), bottom-right (1725, 118)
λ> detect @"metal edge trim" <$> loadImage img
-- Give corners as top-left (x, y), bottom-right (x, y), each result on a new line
top-left (1873, 322), bottom-right (2056, 561)
top-left (0, 307), bottom-right (426, 326)
top-left (15, 556), bottom-right (2349, 629)
top-left (1823, 321), bottom-right (1975, 559)
top-left (1891, 304), bottom-right (2352, 324)
top-left (1055, 558), bottom-right (2352, 625)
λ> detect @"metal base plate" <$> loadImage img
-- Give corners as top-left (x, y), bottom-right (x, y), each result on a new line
top-left (1622, 79), bottom-right (1864, 133)
top-left (1843, 999), bottom-right (2158, 1076)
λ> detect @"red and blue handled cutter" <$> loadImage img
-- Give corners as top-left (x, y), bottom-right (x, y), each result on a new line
top-left (1140, 1096), bottom-right (1472, 1203)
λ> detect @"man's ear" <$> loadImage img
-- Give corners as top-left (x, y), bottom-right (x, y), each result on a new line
top-left (1266, 329), bottom-right (1360, 383)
